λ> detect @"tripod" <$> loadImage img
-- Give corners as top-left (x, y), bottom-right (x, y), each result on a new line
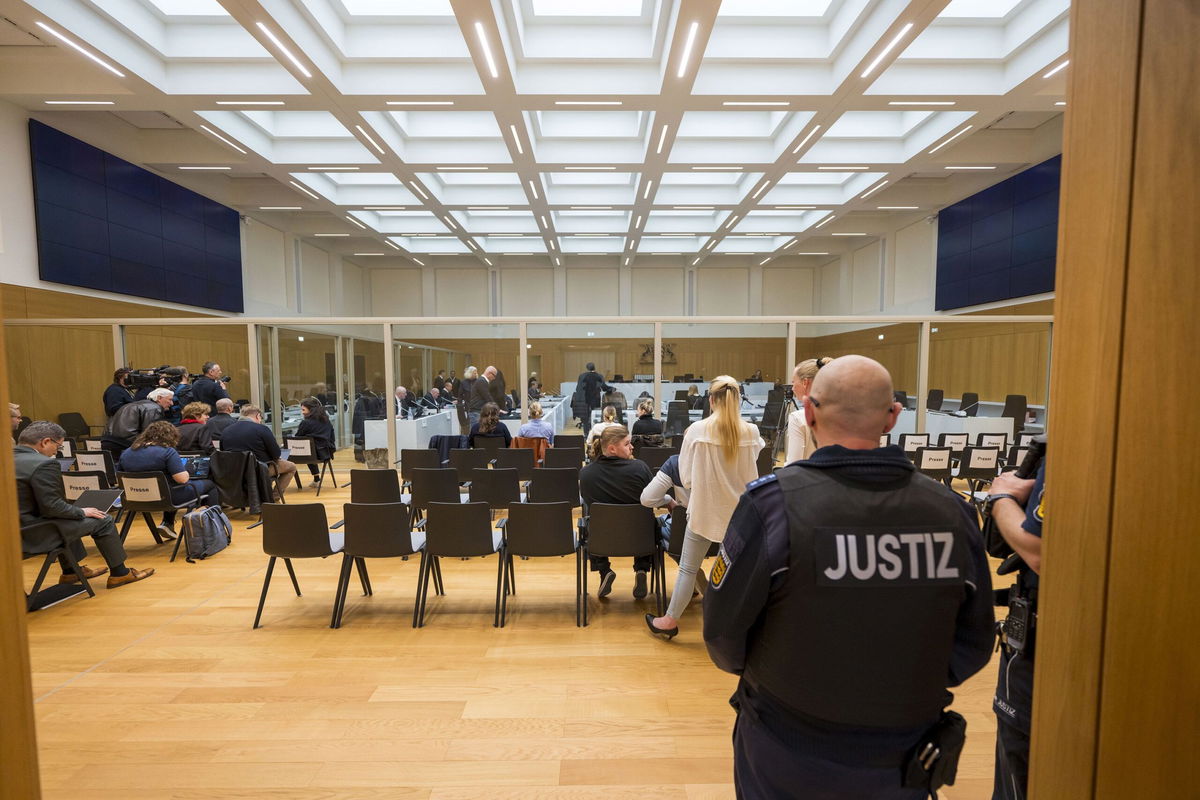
top-left (767, 393), bottom-right (797, 460)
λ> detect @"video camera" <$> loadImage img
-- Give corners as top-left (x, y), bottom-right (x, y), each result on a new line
top-left (982, 435), bottom-right (1047, 562)
top-left (126, 366), bottom-right (232, 390)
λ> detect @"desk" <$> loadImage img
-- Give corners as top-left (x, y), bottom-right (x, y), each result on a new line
top-left (559, 381), bottom-right (773, 413)
top-left (590, 407), bottom-right (765, 428)
top-left (503, 396), bottom-right (570, 435)
top-left (363, 410), bottom-right (456, 451)
top-left (892, 410), bottom-right (1015, 443)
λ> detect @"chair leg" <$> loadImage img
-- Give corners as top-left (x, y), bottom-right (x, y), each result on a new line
top-left (118, 511), bottom-right (135, 543)
top-left (283, 558), bottom-right (302, 596)
top-left (325, 460), bottom-right (338, 489)
top-left (59, 544), bottom-right (96, 599)
top-left (412, 550), bottom-right (428, 628)
top-left (169, 524), bottom-right (186, 562)
top-left (506, 553), bottom-right (516, 595)
top-left (331, 553), bottom-right (352, 629)
top-left (581, 545), bottom-right (589, 627)
top-left (144, 513), bottom-right (163, 544)
top-left (656, 550), bottom-right (666, 617)
top-left (253, 556), bottom-right (276, 628)
top-left (494, 546), bottom-right (506, 628)
top-left (26, 551), bottom-right (58, 611)
top-left (418, 552), bottom-right (434, 627)
top-left (575, 548), bottom-right (582, 627)
top-left (432, 556), bottom-right (445, 595)
top-left (356, 557), bottom-right (372, 596)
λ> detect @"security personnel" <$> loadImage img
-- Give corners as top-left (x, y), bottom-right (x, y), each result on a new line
top-left (703, 355), bottom-right (995, 799)
top-left (987, 461), bottom-right (1045, 800)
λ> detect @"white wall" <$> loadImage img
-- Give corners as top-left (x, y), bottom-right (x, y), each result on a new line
top-left (342, 262), bottom-right (366, 316)
top-left (434, 268), bottom-right (488, 316)
top-left (566, 268), bottom-right (619, 315)
top-left (851, 241), bottom-right (883, 313)
top-left (762, 267), bottom-right (814, 316)
top-left (631, 268), bottom-right (684, 315)
top-left (370, 269), bottom-right (423, 317)
top-left (499, 268), bottom-right (553, 315)
top-left (697, 268), bottom-right (749, 315)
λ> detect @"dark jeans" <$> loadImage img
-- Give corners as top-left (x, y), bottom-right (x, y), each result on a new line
top-left (589, 555), bottom-right (653, 574)
top-left (162, 479), bottom-right (219, 526)
top-left (60, 516), bottom-right (127, 574)
top-left (993, 721), bottom-right (1030, 799)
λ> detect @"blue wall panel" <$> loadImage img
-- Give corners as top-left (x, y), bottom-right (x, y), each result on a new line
top-left (28, 120), bottom-right (244, 313)
top-left (935, 155), bottom-right (1060, 310)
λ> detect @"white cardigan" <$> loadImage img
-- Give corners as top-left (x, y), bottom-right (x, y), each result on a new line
top-left (785, 408), bottom-right (819, 464)
top-left (679, 416), bottom-right (764, 542)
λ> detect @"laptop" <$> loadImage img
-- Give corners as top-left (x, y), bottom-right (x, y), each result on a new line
top-left (180, 455), bottom-right (211, 479)
top-left (71, 489), bottom-right (123, 512)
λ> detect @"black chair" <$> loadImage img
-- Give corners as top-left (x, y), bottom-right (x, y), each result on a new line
top-left (1016, 432), bottom-right (1039, 448)
top-left (468, 467), bottom-right (521, 512)
top-left (938, 432), bottom-right (969, 454)
top-left (1001, 395), bottom-right (1028, 427)
top-left (414, 502), bottom-right (505, 628)
top-left (74, 450), bottom-right (116, 486)
top-left (664, 402), bottom-right (691, 438)
top-left (398, 448), bottom-right (441, 491)
top-left (82, 437), bottom-right (104, 452)
top-left (977, 432), bottom-right (1008, 450)
top-left (579, 503), bottom-right (664, 623)
top-left (349, 468), bottom-right (403, 503)
top-left (543, 448), bottom-right (584, 470)
top-left (894, 390), bottom-right (910, 410)
top-left (473, 435), bottom-right (506, 460)
top-left (60, 470), bottom-right (111, 501)
top-left (926, 389), bottom-right (944, 411)
top-left (555, 434), bottom-right (585, 451)
top-left (253, 503), bottom-right (352, 629)
top-left (21, 521), bottom-right (95, 611)
top-left (913, 446), bottom-right (954, 485)
top-left (449, 448), bottom-right (489, 483)
top-left (285, 436), bottom-right (338, 497)
top-left (58, 412), bottom-right (100, 439)
top-left (116, 471), bottom-right (203, 561)
top-left (954, 446), bottom-right (1002, 507)
top-left (494, 448), bottom-right (535, 484)
top-left (638, 446), bottom-right (679, 472)
top-left (497, 501), bottom-right (583, 627)
top-left (879, 434), bottom-right (890, 447)
top-left (332, 502), bottom-right (431, 628)
top-left (959, 392), bottom-right (980, 416)
top-left (1004, 445), bottom-right (1033, 472)
top-left (526, 467), bottom-right (581, 508)
top-left (898, 433), bottom-right (931, 460)
top-left (663, 506), bottom-right (720, 562)
top-left (409, 467), bottom-right (464, 524)
top-left (56, 439), bottom-right (75, 459)
top-left (756, 445), bottom-right (776, 477)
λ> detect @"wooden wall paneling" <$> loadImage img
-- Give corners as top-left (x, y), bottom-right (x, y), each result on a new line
top-left (1028, 0), bottom-right (1144, 794)
top-left (0, 286), bottom-right (43, 799)
top-left (5, 324), bottom-right (113, 427)
top-left (1092, 0), bottom-right (1200, 794)
top-left (0, 284), bottom-right (210, 321)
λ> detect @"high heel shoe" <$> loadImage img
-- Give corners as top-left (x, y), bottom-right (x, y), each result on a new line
top-left (644, 613), bottom-right (679, 640)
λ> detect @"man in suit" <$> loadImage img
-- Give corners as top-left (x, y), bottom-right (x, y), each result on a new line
top-left (205, 398), bottom-right (239, 441)
top-left (394, 386), bottom-right (421, 418)
top-left (574, 362), bottom-right (614, 436)
top-left (191, 361), bottom-right (230, 408)
top-left (15, 421), bottom-right (154, 589)
top-left (467, 366), bottom-right (496, 427)
top-left (219, 405), bottom-right (296, 501)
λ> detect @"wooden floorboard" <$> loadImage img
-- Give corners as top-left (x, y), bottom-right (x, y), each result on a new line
top-left (23, 450), bottom-right (1004, 798)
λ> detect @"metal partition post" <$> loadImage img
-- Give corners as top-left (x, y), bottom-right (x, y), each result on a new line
top-left (111, 324), bottom-right (126, 371)
top-left (345, 338), bottom-right (357, 445)
top-left (518, 322), bottom-right (528, 424)
top-left (1044, 322), bottom-right (1054, 428)
top-left (786, 322), bottom-right (796, 384)
top-left (382, 323), bottom-right (396, 467)
top-left (653, 322), bottom-right (662, 418)
top-left (334, 335), bottom-right (345, 444)
top-left (916, 321), bottom-right (931, 435)
top-left (268, 326), bottom-right (281, 441)
top-left (247, 324), bottom-right (263, 409)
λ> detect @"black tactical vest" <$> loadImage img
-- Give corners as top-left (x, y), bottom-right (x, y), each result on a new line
top-left (744, 465), bottom-right (973, 729)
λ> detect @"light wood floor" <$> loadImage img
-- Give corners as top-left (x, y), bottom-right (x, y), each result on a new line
top-left (23, 450), bottom-right (1005, 799)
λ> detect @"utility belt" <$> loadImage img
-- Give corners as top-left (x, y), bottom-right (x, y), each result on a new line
top-left (994, 575), bottom-right (1038, 657)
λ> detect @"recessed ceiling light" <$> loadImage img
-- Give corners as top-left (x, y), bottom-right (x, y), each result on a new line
top-left (297, 336), bottom-right (304, 342)
top-left (860, 179), bottom-right (889, 199)
top-left (411, 257), bottom-right (425, 266)
top-left (198, 125), bottom-right (247, 154)
top-left (1043, 60), bottom-right (1069, 79)
top-left (814, 216), bottom-right (835, 229)
top-left (44, 100), bottom-right (114, 105)
top-left (474, 21), bottom-right (499, 79)
top-left (353, 252), bottom-right (384, 256)
top-left (314, 233), bottom-right (349, 237)
top-left (408, 182), bottom-right (429, 200)
top-left (387, 100), bottom-right (454, 106)
top-left (347, 216), bottom-right (367, 229)
top-left (259, 206), bottom-right (301, 210)
top-left (508, 124), bottom-right (524, 155)
top-left (878, 206), bottom-right (919, 210)
top-left (436, 166), bottom-right (488, 171)
top-left (255, 22), bottom-right (311, 79)
top-left (656, 125), bottom-right (670, 154)
top-left (643, 180), bottom-right (655, 199)
top-left (468, 206), bottom-right (510, 210)
top-left (354, 124), bottom-right (385, 155)
top-left (861, 22), bottom-right (913, 79)
top-left (677, 21), bottom-right (699, 79)
top-left (750, 181), bottom-right (771, 199)
top-left (178, 166), bottom-right (230, 170)
top-left (722, 101), bottom-right (790, 107)
top-left (289, 180), bottom-right (320, 199)
top-left (386, 241), bottom-right (401, 250)
top-left (817, 166), bottom-right (869, 170)
top-left (527, 179), bottom-right (540, 199)
top-left (832, 232), bottom-right (869, 236)
top-left (945, 165), bottom-right (996, 170)
top-left (34, 22), bottom-right (125, 77)
top-left (309, 166), bottom-right (358, 171)
top-left (215, 100), bottom-right (284, 106)
top-left (792, 125), bottom-right (823, 155)
top-left (364, 206), bottom-right (410, 210)
top-left (888, 101), bottom-right (956, 106)
top-left (692, 166), bottom-right (743, 171)
top-left (673, 205), bottom-right (715, 210)
top-left (774, 205), bottom-right (816, 210)
top-left (554, 100), bottom-right (623, 106)
top-left (877, 334), bottom-right (885, 340)
top-left (570, 206), bottom-right (613, 210)
top-left (563, 166), bottom-right (616, 171)
top-left (929, 125), bottom-right (973, 154)
top-left (1055, 101), bottom-right (1067, 106)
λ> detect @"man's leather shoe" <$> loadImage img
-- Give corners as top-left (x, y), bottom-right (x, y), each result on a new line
top-left (106, 567), bottom-right (155, 589)
top-left (58, 565), bottom-right (108, 584)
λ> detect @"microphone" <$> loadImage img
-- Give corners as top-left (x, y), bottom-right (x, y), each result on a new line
top-left (953, 400), bottom-right (980, 417)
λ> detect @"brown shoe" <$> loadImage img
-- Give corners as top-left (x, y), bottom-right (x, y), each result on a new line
top-left (58, 565), bottom-right (109, 584)
top-left (106, 567), bottom-right (155, 589)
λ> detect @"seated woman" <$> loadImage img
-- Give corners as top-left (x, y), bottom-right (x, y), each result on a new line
top-left (294, 397), bottom-right (336, 483)
top-left (117, 420), bottom-right (220, 539)
top-left (468, 402), bottom-right (512, 448)
top-left (517, 401), bottom-right (555, 444)
top-left (631, 398), bottom-right (663, 436)
top-left (685, 384), bottom-right (704, 409)
top-left (585, 405), bottom-right (621, 451)
top-left (175, 401), bottom-right (213, 453)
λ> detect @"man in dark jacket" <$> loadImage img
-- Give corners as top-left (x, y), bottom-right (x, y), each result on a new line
top-left (467, 366), bottom-right (496, 426)
top-left (16, 421), bottom-right (154, 589)
top-left (103, 368), bottom-right (134, 418)
top-left (205, 398), bottom-right (239, 441)
top-left (100, 389), bottom-right (173, 458)
top-left (191, 361), bottom-right (230, 408)
top-left (574, 363), bottom-right (614, 436)
top-left (219, 405), bottom-right (295, 500)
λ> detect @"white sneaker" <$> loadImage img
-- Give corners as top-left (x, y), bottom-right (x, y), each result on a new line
top-left (156, 525), bottom-right (178, 541)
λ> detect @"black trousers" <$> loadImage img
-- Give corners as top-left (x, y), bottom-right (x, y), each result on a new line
top-left (588, 554), bottom-right (653, 574)
top-left (993, 720), bottom-right (1030, 800)
top-left (60, 516), bottom-right (127, 573)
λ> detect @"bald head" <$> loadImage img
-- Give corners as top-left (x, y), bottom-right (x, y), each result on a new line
top-left (483, 366), bottom-right (497, 380)
top-left (805, 355), bottom-right (900, 447)
top-left (215, 398), bottom-right (234, 413)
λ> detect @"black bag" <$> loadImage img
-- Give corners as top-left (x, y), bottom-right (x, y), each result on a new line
top-left (902, 710), bottom-right (967, 792)
top-left (180, 505), bottom-right (233, 562)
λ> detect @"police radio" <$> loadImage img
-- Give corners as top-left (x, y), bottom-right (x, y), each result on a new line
top-left (982, 436), bottom-right (1047, 562)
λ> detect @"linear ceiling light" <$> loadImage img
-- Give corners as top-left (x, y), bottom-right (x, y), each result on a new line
top-left (791, 125), bottom-right (823, 155)
top-left (483, 257), bottom-right (494, 266)
top-left (945, 165), bottom-right (996, 170)
top-left (255, 22), bottom-right (311, 78)
top-left (216, 100), bottom-right (283, 106)
top-left (759, 257), bottom-right (771, 265)
top-left (623, 257), bottom-right (631, 265)
top-left (354, 125), bottom-right (385, 155)
top-left (817, 166), bottom-right (868, 171)
top-left (346, 216), bottom-right (367, 229)
top-left (309, 166), bottom-right (358, 171)
top-left (178, 166), bottom-right (230, 170)
top-left (635, 215), bottom-right (643, 227)
top-left (750, 181), bottom-right (771, 199)
top-left (692, 166), bottom-right (742, 170)
top-left (554, 100), bottom-right (622, 106)
top-left (363, 206), bottom-right (410, 210)
top-left (386, 241), bottom-right (401, 250)
top-left (774, 205), bottom-right (816, 210)
top-left (563, 166), bottom-right (616, 170)
top-left (643, 180), bottom-right (655, 199)
top-left (528, 179), bottom-right (540, 199)
top-left (796, 252), bottom-right (831, 255)
top-left (289, 180), bottom-right (320, 199)
top-left (861, 22), bottom-right (913, 79)
top-left (888, 101), bottom-right (956, 106)
top-left (674, 205), bottom-right (714, 210)
top-left (508, 124), bottom-right (524, 154)
top-left (1055, 101), bottom-right (1067, 106)
top-left (860, 179), bottom-right (889, 199)
top-left (814, 216), bottom-right (834, 229)
top-left (44, 100), bottom-right (113, 105)
top-left (387, 100), bottom-right (454, 106)
top-left (34, 22), bottom-right (125, 77)
top-left (656, 125), bottom-right (670, 154)
top-left (408, 181), bottom-right (429, 199)
top-left (722, 101), bottom-right (789, 107)
top-left (929, 125), bottom-right (973, 154)
top-left (259, 206), bottom-right (301, 210)
top-left (570, 206), bottom-right (612, 210)
top-left (353, 252), bottom-right (384, 256)
top-left (436, 166), bottom-right (487, 170)
top-left (540, 214), bottom-right (549, 227)
top-left (411, 257), bottom-right (425, 266)
top-left (676, 21), bottom-right (699, 79)
top-left (314, 233), bottom-right (349, 237)
top-left (468, 206), bottom-right (510, 210)
top-left (474, 22), bottom-right (499, 78)
top-left (878, 205), bottom-right (919, 209)
top-left (1043, 60), bottom-right (1069, 79)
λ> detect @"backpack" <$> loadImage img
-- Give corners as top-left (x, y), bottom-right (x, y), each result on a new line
top-left (180, 505), bottom-right (233, 562)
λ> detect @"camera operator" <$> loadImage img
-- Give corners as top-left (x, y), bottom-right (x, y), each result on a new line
top-left (191, 362), bottom-right (231, 408)
top-left (104, 368), bottom-right (135, 417)
top-left (985, 449), bottom-right (1046, 800)
top-left (100, 388), bottom-right (174, 459)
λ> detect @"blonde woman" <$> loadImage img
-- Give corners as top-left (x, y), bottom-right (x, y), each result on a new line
top-left (785, 356), bottom-right (832, 463)
top-left (517, 401), bottom-right (555, 444)
top-left (585, 405), bottom-right (620, 451)
top-left (646, 375), bottom-right (763, 638)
